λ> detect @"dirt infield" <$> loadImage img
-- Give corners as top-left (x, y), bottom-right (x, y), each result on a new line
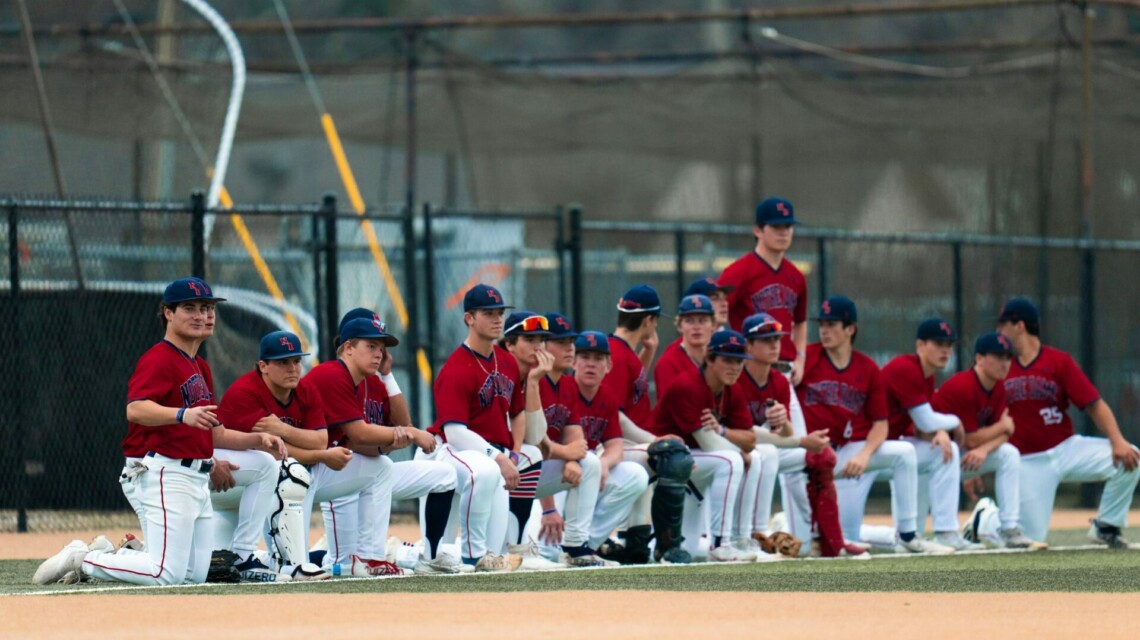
top-left (0, 510), bottom-right (1117, 561)
top-left (0, 591), bottom-right (1131, 639)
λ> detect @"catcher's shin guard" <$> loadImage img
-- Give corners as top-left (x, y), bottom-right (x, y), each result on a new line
top-left (269, 459), bottom-right (311, 568)
top-left (646, 439), bottom-right (694, 563)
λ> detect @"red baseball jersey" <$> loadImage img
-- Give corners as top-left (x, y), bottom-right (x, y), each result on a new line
top-left (719, 253), bottom-right (807, 361)
top-left (1002, 345), bottom-right (1100, 455)
top-left (796, 343), bottom-right (888, 446)
top-left (124, 340), bottom-right (216, 460)
top-left (654, 339), bottom-right (700, 398)
top-left (540, 374), bottom-right (582, 443)
top-left (430, 345), bottom-right (525, 450)
top-left (735, 366), bottom-right (792, 427)
top-left (575, 383), bottom-right (623, 449)
top-left (303, 359), bottom-right (366, 447)
top-left (360, 374), bottom-right (394, 428)
top-left (654, 366), bottom-right (751, 449)
top-left (601, 335), bottom-right (654, 432)
top-left (216, 369), bottom-right (326, 433)
top-left (881, 354), bottom-right (934, 440)
top-left (932, 369), bottom-right (1006, 434)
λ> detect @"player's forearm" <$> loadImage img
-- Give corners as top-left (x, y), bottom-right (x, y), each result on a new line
top-left (969, 432), bottom-right (1008, 457)
top-left (861, 421), bottom-right (888, 457)
top-left (752, 425), bottom-right (800, 448)
top-left (964, 424), bottom-right (1007, 450)
top-left (212, 426), bottom-right (262, 451)
top-left (286, 446), bottom-right (329, 466)
top-left (693, 428), bottom-right (738, 452)
top-left (126, 400), bottom-right (179, 427)
top-left (908, 404), bottom-right (961, 434)
top-left (792, 323), bottom-right (807, 358)
top-left (600, 439), bottom-right (624, 469)
top-left (522, 406), bottom-right (547, 445)
top-left (1087, 399), bottom-right (1129, 444)
top-left (443, 423), bottom-right (500, 458)
top-left (342, 421), bottom-right (397, 447)
top-left (276, 425), bottom-right (327, 450)
top-left (619, 412), bottom-right (656, 444)
top-left (387, 392), bottom-right (412, 427)
top-left (724, 428), bottom-right (756, 452)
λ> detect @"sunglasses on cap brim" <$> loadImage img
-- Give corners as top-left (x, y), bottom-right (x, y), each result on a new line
top-left (506, 315), bottom-right (550, 334)
top-left (747, 321), bottom-right (784, 335)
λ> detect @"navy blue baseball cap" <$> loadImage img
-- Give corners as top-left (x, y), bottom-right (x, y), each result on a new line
top-left (574, 330), bottom-right (610, 354)
top-left (683, 277), bottom-right (734, 298)
top-left (998, 297), bottom-right (1039, 326)
top-left (338, 307), bottom-right (382, 337)
top-left (163, 277), bottom-right (226, 304)
top-left (975, 332), bottom-right (1014, 356)
top-left (814, 295), bottom-right (857, 323)
top-left (742, 312), bottom-right (788, 339)
top-left (677, 294), bottom-right (715, 316)
top-left (504, 310), bottom-right (553, 337)
top-left (260, 330), bottom-right (310, 361)
top-left (340, 317), bottom-right (399, 346)
top-left (616, 284), bottom-right (664, 316)
top-left (545, 313), bottom-right (578, 340)
top-left (463, 283), bottom-right (513, 312)
top-left (707, 329), bottom-right (752, 359)
top-left (916, 318), bottom-right (958, 342)
top-left (755, 197), bottom-right (797, 227)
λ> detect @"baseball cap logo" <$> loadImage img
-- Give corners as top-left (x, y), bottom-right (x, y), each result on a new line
top-left (587, 333), bottom-right (597, 347)
top-left (998, 335), bottom-right (1010, 348)
top-left (556, 317), bottom-right (570, 330)
top-left (187, 281), bottom-right (204, 296)
top-left (940, 322), bottom-right (952, 336)
top-left (280, 336), bottom-right (294, 350)
top-left (777, 202), bottom-right (790, 217)
top-left (821, 300), bottom-right (831, 315)
top-left (729, 336), bottom-right (739, 345)
top-left (486, 288), bottom-right (501, 303)
top-left (618, 298), bottom-right (641, 310)
top-left (691, 296), bottom-right (703, 308)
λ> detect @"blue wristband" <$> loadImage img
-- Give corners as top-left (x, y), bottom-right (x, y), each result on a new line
top-left (176, 407), bottom-right (186, 424)
top-left (542, 509), bottom-right (557, 516)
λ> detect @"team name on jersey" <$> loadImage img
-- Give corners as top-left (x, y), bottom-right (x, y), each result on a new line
top-left (803, 380), bottom-right (867, 414)
top-left (180, 374), bottom-right (213, 407)
top-left (478, 371), bottom-right (516, 408)
top-left (544, 403), bottom-right (572, 434)
top-left (363, 398), bottom-right (385, 425)
top-left (633, 370), bottom-right (648, 405)
top-left (279, 416), bottom-right (299, 427)
top-left (750, 284), bottom-right (799, 314)
top-left (976, 406), bottom-right (994, 429)
top-left (1003, 376), bottom-right (1059, 404)
top-left (580, 415), bottom-right (609, 446)
top-left (747, 400), bottom-right (768, 425)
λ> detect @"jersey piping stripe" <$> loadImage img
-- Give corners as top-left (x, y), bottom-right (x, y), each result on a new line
top-left (444, 448), bottom-right (477, 559)
top-left (83, 467), bottom-right (169, 579)
top-left (692, 452), bottom-right (736, 539)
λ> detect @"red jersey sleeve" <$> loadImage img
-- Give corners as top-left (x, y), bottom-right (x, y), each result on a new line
top-left (126, 350), bottom-right (174, 405)
top-left (931, 373), bottom-right (974, 431)
top-left (318, 363), bottom-right (365, 427)
top-left (724, 386), bottom-right (752, 431)
top-left (294, 380), bottom-right (328, 430)
top-left (1060, 352), bottom-right (1100, 409)
top-left (433, 360), bottom-right (474, 427)
top-left (864, 365), bottom-right (889, 423)
top-left (216, 372), bottom-right (271, 432)
top-left (791, 269), bottom-right (807, 323)
top-left (884, 358), bottom-right (930, 410)
top-left (658, 384), bottom-right (706, 436)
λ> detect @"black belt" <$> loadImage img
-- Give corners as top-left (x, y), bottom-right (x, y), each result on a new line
top-left (146, 452), bottom-right (214, 474)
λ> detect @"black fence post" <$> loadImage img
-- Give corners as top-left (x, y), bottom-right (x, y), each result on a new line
top-left (674, 229), bottom-right (686, 302)
top-left (402, 202), bottom-right (421, 423)
top-left (422, 203), bottom-right (437, 420)
top-left (1079, 246), bottom-right (1098, 507)
top-left (322, 194), bottom-right (339, 354)
top-left (952, 242), bottom-right (965, 372)
top-left (311, 205), bottom-right (327, 356)
top-left (9, 201), bottom-right (27, 532)
top-left (568, 205), bottom-right (584, 325)
top-left (554, 205), bottom-right (567, 315)
top-left (816, 237), bottom-right (829, 302)
top-left (190, 191), bottom-right (206, 279)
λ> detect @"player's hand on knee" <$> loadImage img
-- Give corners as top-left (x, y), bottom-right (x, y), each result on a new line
top-left (182, 405), bottom-right (220, 430)
top-left (842, 455), bottom-right (868, 479)
top-left (210, 459), bottom-right (238, 492)
top-left (412, 429), bottom-right (436, 454)
top-left (497, 454), bottom-right (521, 490)
top-left (961, 449), bottom-right (986, 472)
top-left (599, 463), bottom-right (609, 491)
top-left (323, 447), bottom-right (353, 470)
top-left (564, 439), bottom-right (589, 461)
top-left (799, 430), bottom-right (830, 453)
top-left (1112, 440), bottom-right (1140, 471)
top-left (255, 433), bottom-right (287, 460)
top-left (562, 460), bottom-right (583, 486)
top-left (539, 511), bottom-right (565, 545)
top-left (932, 430), bottom-right (953, 464)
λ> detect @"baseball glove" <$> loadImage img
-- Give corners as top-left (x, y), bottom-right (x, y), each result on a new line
top-left (206, 549), bottom-right (242, 583)
top-left (752, 531), bottom-right (802, 558)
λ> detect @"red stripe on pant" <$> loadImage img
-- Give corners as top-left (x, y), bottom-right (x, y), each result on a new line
top-left (445, 448), bottom-right (478, 559)
top-left (84, 467), bottom-right (169, 578)
top-left (693, 453), bottom-right (735, 539)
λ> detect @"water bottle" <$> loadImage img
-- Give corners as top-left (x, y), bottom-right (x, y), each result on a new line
top-left (331, 562), bottom-right (341, 577)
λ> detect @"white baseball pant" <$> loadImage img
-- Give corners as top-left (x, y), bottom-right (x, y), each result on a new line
top-left (779, 370), bottom-right (813, 543)
top-left (962, 442), bottom-right (1022, 531)
top-left (734, 444), bottom-right (778, 538)
top-left (508, 447), bottom-right (601, 549)
top-left (415, 439), bottom-right (507, 562)
top-left (1018, 435), bottom-right (1140, 542)
top-left (209, 448), bottom-right (280, 558)
top-left (589, 460), bottom-right (650, 549)
top-left (835, 440), bottom-right (919, 541)
top-left (681, 450), bottom-right (744, 556)
top-left (83, 457), bottom-right (213, 585)
top-left (304, 453), bottom-right (389, 569)
top-left (119, 456), bottom-right (147, 540)
top-left (901, 436), bottom-right (961, 534)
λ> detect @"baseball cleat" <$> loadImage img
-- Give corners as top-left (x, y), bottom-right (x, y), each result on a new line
top-left (89, 535), bottom-right (116, 554)
top-left (895, 535), bottom-right (955, 555)
top-left (289, 562), bottom-right (332, 581)
top-left (596, 537), bottom-right (627, 564)
top-left (413, 551), bottom-right (462, 575)
top-left (657, 547), bottom-right (693, 565)
top-left (474, 553), bottom-right (523, 573)
top-left (508, 541), bottom-right (566, 571)
top-left (561, 553), bottom-right (617, 568)
top-left (118, 533), bottom-right (145, 552)
top-left (58, 570), bottom-right (88, 585)
top-left (33, 540), bottom-right (89, 585)
top-left (999, 527), bottom-right (1047, 551)
top-left (1088, 519), bottom-right (1135, 550)
top-left (349, 555), bottom-right (405, 577)
top-left (708, 544), bottom-right (757, 563)
top-left (839, 543), bottom-right (871, 560)
top-left (236, 554), bottom-right (289, 582)
top-left (934, 531), bottom-right (985, 552)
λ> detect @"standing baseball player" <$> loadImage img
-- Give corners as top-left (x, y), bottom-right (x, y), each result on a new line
top-left (654, 329), bottom-right (759, 562)
top-left (876, 318), bottom-right (977, 550)
top-left (567, 330), bottom-right (652, 561)
top-left (422, 284), bottom-right (532, 572)
top-left (36, 277), bottom-right (226, 586)
top-left (213, 330), bottom-right (334, 579)
top-left (931, 331), bottom-right (1046, 549)
top-left (653, 294), bottom-right (716, 397)
top-left (602, 284), bottom-right (662, 442)
top-left (798, 295), bottom-right (952, 554)
top-left (996, 298), bottom-right (1140, 546)
top-left (683, 277), bottom-right (733, 329)
top-left (735, 313), bottom-right (865, 558)
top-left (321, 309), bottom-right (460, 575)
top-left (508, 312), bottom-right (608, 567)
top-left (718, 197), bottom-right (812, 543)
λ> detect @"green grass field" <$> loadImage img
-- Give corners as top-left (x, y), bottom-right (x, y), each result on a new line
top-left (4, 527), bottom-right (1140, 596)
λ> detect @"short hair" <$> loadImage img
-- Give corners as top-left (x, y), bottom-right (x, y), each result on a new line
top-left (157, 302), bottom-right (177, 329)
top-left (616, 310), bottom-right (651, 332)
top-left (498, 334), bottom-right (520, 349)
top-left (1023, 317), bottom-right (1041, 337)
